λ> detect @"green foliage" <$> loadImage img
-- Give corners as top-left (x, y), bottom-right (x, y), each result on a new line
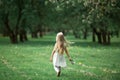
top-left (0, 0), bottom-right (120, 34)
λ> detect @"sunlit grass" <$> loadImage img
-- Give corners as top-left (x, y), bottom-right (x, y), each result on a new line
top-left (0, 35), bottom-right (120, 80)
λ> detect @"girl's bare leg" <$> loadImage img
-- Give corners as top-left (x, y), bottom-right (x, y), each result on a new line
top-left (54, 66), bottom-right (61, 77)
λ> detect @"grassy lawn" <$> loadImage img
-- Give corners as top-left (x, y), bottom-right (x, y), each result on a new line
top-left (0, 35), bottom-right (120, 80)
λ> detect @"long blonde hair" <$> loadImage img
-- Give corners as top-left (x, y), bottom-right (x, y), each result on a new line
top-left (56, 32), bottom-right (67, 54)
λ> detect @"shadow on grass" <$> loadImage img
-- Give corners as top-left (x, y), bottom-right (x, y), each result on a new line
top-left (71, 41), bottom-right (120, 48)
top-left (0, 37), bottom-right (55, 46)
top-left (60, 72), bottom-right (98, 80)
top-left (25, 40), bottom-right (55, 47)
top-left (0, 37), bottom-right (120, 48)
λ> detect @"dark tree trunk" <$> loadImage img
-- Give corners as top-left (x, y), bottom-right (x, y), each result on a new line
top-left (107, 32), bottom-right (111, 45)
top-left (23, 30), bottom-right (28, 41)
top-left (19, 18), bottom-right (28, 42)
top-left (37, 25), bottom-right (43, 38)
top-left (39, 32), bottom-right (43, 37)
top-left (14, 7), bottom-right (23, 43)
top-left (101, 29), bottom-right (107, 45)
top-left (39, 27), bottom-right (43, 38)
top-left (83, 28), bottom-right (87, 39)
top-left (9, 31), bottom-right (18, 43)
top-left (19, 29), bottom-right (26, 42)
top-left (96, 31), bottom-right (102, 44)
top-left (19, 29), bottom-right (28, 42)
top-left (91, 24), bottom-right (96, 42)
top-left (14, 0), bottom-right (24, 43)
top-left (2, 0), bottom-right (24, 44)
top-left (31, 32), bottom-right (38, 38)
top-left (92, 28), bottom-right (96, 42)
top-left (19, 33), bottom-right (23, 42)
top-left (3, 12), bottom-right (18, 43)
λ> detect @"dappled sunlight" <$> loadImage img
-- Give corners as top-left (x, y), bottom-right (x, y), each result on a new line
top-left (0, 56), bottom-right (31, 80)
top-left (66, 66), bottom-right (97, 77)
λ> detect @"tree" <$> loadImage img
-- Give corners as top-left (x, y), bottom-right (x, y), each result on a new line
top-left (0, 0), bottom-right (27, 43)
top-left (82, 0), bottom-right (120, 45)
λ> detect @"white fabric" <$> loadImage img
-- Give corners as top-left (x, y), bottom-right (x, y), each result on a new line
top-left (53, 52), bottom-right (66, 69)
top-left (54, 66), bottom-right (59, 73)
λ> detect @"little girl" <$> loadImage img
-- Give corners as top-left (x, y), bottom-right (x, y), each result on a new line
top-left (50, 32), bottom-right (72, 77)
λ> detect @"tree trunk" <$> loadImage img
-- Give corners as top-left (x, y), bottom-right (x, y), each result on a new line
top-left (92, 28), bottom-right (96, 42)
top-left (9, 31), bottom-right (18, 43)
top-left (3, 12), bottom-right (18, 43)
top-left (96, 32), bottom-right (102, 44)
top-left (19, 29), bottom-right (28, 42)
top-left (39, 31), bottom-right (43, 37)
top-left (31, 32), bottom-right (38, 38)
top-left (23, 30), bottom-right (28, 41)
top-left (14, 8), bottom-right (23, 43)
top-left (107, 32), bottom-right (111, 45)
top-left (19, 34), bottom-right (23, 42)
top-left (83, 28), bottom-right (87, 39)
top-left (101, 29), bottom-right (107, 45)
top-left (19, 29), bottom-right (24, 42)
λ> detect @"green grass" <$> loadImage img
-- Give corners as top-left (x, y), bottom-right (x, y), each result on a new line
top-left (0, 35), bottom-right (120, 80)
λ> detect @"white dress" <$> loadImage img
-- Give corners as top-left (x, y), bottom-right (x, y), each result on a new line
top-left (53, 51), bottom-right (66, 67)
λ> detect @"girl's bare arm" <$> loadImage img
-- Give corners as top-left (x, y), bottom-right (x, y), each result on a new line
top-left (65, 47), bottom-right (71, 60)
top-left (50, 43), bottom-right (57, 62)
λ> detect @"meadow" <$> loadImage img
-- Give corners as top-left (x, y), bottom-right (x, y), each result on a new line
top-left (0, 34), bottom-right (120, 80)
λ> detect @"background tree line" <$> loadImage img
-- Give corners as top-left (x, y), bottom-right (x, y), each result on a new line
top-left (0, 0), bottom-right (120, 45)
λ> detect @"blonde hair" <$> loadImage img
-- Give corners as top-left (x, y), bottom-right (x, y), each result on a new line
top-left (56, 32), bottom-right (67, 54)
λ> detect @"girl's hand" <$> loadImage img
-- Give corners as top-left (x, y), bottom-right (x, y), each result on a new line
top-left (69, 58), bottom-right (75, 65)
top-left (68, 57), bottom-right (72, 61)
